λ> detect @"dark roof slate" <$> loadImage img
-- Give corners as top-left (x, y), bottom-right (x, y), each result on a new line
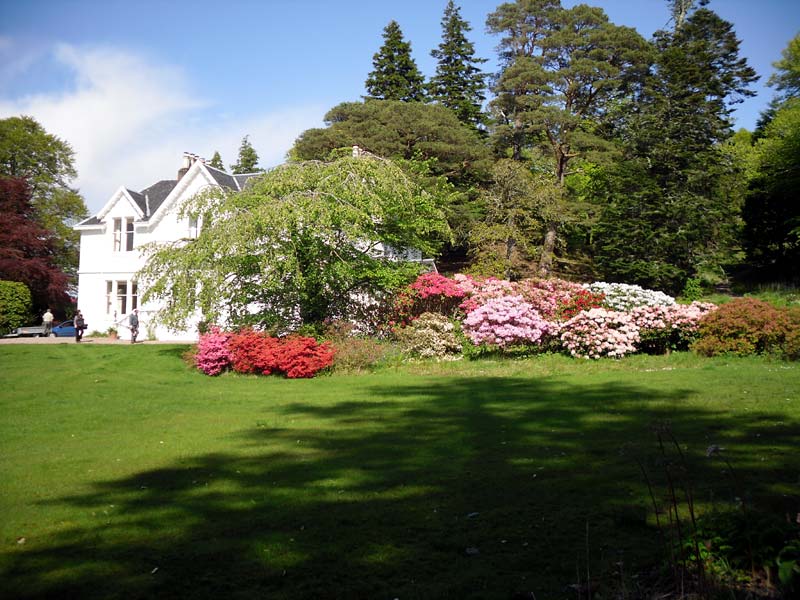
top-left (204, 165), bottom-right (239, 190)
top-left (234, 172), bottom-right (260, 190)
top-left (137, 180), bottom-right (178, 218)
top-left (77, 215), bottom-right (102, 226)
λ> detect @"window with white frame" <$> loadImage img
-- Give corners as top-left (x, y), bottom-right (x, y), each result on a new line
top-left (116, 281), bottom-right (128, 314)
top-left (126, 219), bottom-right (135, 251)
top-left (106, 279), bottom-right (139, 315)
top-left (113, 217), bottom-right (135, 251)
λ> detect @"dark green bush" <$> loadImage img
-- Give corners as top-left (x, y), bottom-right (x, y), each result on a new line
top-left (693, 297), bottom-right (791, 357)
top-left (0, 280), bottom-right (32, 334)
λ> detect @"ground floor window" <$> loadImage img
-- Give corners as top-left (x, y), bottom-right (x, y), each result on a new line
top-left (106, 279), bottom-right (138, 316)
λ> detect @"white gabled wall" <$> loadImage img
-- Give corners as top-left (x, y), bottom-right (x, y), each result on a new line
top-left (75, 161), bottom-right (215, 341)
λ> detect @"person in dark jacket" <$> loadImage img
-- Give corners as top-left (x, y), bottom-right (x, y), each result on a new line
top-left (74, 310), bottom-right (85, 342)
top-left (129, 309), bottom-right (139, 344)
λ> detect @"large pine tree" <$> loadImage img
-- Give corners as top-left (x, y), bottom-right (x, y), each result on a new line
top-left (365, 21), bottom-right (426, 102)
top-left (428, 1), bottom-right (487, 130)
top-left (487, 0), bottom-right (650, 275)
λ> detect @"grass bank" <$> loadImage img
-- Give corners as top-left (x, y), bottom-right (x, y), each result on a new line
top-left (1, 344), bottom-right (798, 598)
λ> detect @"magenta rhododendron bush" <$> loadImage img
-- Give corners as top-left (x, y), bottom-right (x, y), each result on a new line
top-left (462, 295), bottom-right (556, 347)
top-left (195, 327), bottom-right (233, 376)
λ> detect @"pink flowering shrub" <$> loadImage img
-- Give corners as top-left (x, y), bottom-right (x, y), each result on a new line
top-left (195, 326), bottom-right (233, 375)
top-left (559, 308), bottom-right (640, 359)
top-left (458, 277), bottom-right (518, 313)
top-left (516, 278), bottom-right (585, 318)
top-left (462, 295), bottom-right (556, 348)
top-left (390, 272), bottom-right (466, 327)
top-left (630, 302), bottom-right (717, 353)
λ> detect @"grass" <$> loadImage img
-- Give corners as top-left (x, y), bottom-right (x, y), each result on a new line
top-left (1, 344), bottom-right (799, 599)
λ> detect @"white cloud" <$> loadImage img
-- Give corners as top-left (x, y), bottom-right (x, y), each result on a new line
top-left (0, 43), bottom-right (325, 213)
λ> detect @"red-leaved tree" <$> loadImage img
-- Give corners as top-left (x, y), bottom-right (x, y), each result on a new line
top-left (0, 177), bottom-right (69, 314)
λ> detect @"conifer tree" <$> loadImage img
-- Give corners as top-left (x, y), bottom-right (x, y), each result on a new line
top-left (429, 1), bottom-right (487, 130)
top-left (230, 136), bottom-right (261, 174)
top-left (365, 21), bottom-right (426, 102)
top-left (594, 4), bottom-right (757, 291)
top-left (208, 151), bottom-right (225, 171)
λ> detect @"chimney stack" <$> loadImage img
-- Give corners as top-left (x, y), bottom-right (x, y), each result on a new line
top-left (177, 152), bottom-right (200, 181)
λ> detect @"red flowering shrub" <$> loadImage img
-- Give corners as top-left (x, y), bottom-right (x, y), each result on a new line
top-left (198, 328), bottom-right (335, 378)
top-left (228, 329), bottom-right (283, 375)
top-left (557, 289), bottom-right (606, 321)
top-left (693, 298), bottom-right (791, 357)
top-left (275, 335), bottom-right (336, 378)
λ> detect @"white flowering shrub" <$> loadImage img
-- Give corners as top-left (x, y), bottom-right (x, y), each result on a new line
top-left (584, 282), bottom-right (675, 311)
top-left (559, 308), bottom-right (640, 359)
top-left (395, 312), bottom-right (462, 358)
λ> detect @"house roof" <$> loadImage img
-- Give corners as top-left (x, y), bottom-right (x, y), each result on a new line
top-left (205, 165), bottom-right (260, 191)
top-left (138, 180), bottom-right (179, 218)
top-left (76, 158), bottom-right (264, 229)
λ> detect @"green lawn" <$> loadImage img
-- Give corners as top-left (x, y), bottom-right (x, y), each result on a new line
top-left (1, 345), bottom-right (798, 599)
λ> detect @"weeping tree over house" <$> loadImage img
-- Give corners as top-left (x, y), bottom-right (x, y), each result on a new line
top-left (138, 153), bottom-right (450, 332)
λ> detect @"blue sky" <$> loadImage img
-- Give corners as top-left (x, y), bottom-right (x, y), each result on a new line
top-left (1, 0), bottom-right (798, 214)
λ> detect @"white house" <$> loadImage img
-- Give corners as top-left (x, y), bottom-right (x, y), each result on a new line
top-left (74, 154), bottom-right (260, 341)
top-left (75, 150), bottom-right (436, 341)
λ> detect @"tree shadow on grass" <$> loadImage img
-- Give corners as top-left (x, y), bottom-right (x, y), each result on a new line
top-left (3, 376), bottom-right (799, 599)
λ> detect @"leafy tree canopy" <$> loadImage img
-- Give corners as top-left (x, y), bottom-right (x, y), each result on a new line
top-left (139, 154), bottom-right (451, 332)
top-left (768, 32), bottom-right (800, 103)
top-left (743, 98), bottom-right (800, 280)
top-left (0, 116), bottom-right (88, 277)
top-left (291, 99), bottom-right (491, 186)
top-left (469, 159), bottom-right (560, 279)
top-left (593, 6), bottom-right (757, 291)
top-left (365, 20), bottom-right (426, 102)
top-left (0, 177), bottom-right (70, 312)
top-left (486, 0), bottom-right (651, 275)
top-left (230, 135), bottom-right (262, 174)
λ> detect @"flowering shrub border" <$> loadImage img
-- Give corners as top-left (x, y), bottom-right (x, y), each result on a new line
top-left (195, 328), bottom-right (335, 378)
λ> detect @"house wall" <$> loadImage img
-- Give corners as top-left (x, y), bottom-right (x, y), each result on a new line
top-left (76, 165), bottom-right (216, 341)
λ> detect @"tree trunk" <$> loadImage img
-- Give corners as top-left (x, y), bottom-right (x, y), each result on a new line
top-left (538, 222), bottom-right (557, 276)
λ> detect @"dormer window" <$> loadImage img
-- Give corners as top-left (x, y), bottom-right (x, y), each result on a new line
top-left (113, 217), bottom-right (135, 251)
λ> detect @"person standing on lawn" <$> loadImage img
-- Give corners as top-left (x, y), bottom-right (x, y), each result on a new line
top-left (74, 310), bottom-right (85, 342)
top-left (129, 309), bottom-right (139, 344)
top-left (42, 308), bottom-right (54, 337)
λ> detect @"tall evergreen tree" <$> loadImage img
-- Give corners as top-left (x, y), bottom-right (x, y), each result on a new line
top-left (365, 21), bottom-right (426, 102)
top-left (208, 151), bottom-right (225, 171)
top-left (593, 4), bottom-right (757, 291)
top-left (230, 136), bottom-right (261, 174)
top-left (486, 0), bottom-right (650, 275)
top-left (428, 1), bottom-right (488, 130)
